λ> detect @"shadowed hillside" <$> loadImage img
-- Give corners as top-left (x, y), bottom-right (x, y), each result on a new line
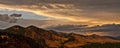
top-left (0, 32), bottom-right (39, 48)
top-left (80, 43), bottom-right (120, 48)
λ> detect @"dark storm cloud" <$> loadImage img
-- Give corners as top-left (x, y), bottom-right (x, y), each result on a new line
top-left (0, 0), bottom-right (120, 8)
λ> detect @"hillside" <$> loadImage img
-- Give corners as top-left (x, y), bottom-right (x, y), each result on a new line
top-left (0, 32), bottom-right (39, 48)
top-left (80, 43), bottom-right (120, 48)
top-left (0, 25), bottom-right (120, 48)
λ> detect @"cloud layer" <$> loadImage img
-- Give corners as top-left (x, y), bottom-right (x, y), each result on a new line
top-left (0, 0), bottom-right (120, 24)
top-left (46, 24), bottom-right (120, 37)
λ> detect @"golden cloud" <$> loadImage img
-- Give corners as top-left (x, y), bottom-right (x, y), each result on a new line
top-left (0, 3), bottom-right (120, 25)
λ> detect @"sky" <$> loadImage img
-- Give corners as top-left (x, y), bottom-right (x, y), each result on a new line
top-left (0, 0), bottom-right (120, 36)
top-left (0, 9), bottom-right (49, 20)
top-left (0, 0), bottom-right (120, 25)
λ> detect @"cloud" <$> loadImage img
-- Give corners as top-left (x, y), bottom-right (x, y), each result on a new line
top-left (0, 0), bottom-right (120, 24)
top-left (46, 24), bottom-right (120, 36)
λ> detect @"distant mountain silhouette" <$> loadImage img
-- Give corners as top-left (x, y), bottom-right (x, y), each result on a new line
top-left (0, 25), bottom-right (120, 48)
top-left (87, 24), bottom-right (120, 32)
top-left (46, 24), bottom-right (120, 36)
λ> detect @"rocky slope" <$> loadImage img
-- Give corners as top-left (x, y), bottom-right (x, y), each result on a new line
top-left (0, 32), bottom-right (39, 48)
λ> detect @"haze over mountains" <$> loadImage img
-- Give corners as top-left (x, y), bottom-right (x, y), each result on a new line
top-left (47, 24), bottom-right (120, 37)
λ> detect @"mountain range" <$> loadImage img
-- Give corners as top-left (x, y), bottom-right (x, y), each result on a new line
top-left (0, 25), bottom-right (120, 48)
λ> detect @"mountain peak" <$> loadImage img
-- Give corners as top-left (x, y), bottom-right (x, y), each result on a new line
top-left (26, 25), bottom-right (39, 29)
top-left (26, 25), bottom-right (47, 32)
top-left (11, 25), bottom-right (24, 28)
top-left (6, 25), bottom-right (24, 30)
